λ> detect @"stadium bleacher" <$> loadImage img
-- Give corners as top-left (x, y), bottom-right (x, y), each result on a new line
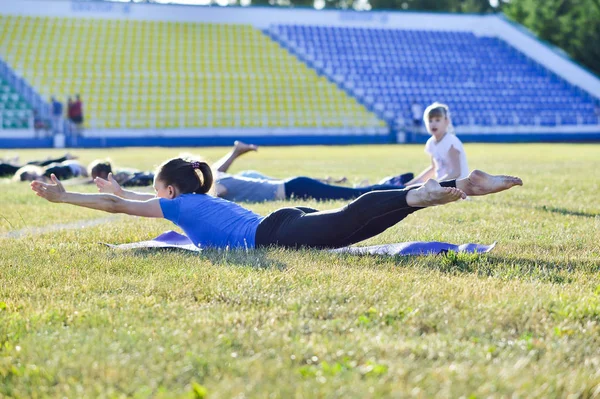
top-left (0, 15), bottom-right (385, 131)
top-left (267, 25), bottom-right (600, 128)
top-left (0, 7), bottom-right (599, 140)
top-left (0, 77), bottom-right (31, 130)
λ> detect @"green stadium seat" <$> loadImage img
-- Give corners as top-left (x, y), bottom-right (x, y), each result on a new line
top-left (0, 14), bottom-right (384, 130)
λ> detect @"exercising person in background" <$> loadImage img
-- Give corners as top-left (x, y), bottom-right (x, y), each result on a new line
top-left (12, 159), bottom-right (88, 182)
top-left (94, 141), bottom-right (413, 203)
top-left (88, 159), bottom-right (155, 187)
top-left (0, 153), bottom-right (76, 178)
top-left (88, 142), bottom-right (350, 190)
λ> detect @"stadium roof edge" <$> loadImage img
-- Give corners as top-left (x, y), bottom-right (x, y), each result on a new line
top-left (496, 13), bottom-right (600, 81)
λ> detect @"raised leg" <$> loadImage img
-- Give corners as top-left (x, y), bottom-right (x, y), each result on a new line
top-left (212, 141), bottom-right (258, 173)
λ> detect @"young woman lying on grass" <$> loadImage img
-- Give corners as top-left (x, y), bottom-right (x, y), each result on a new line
top-left (31, 158), bottom-right (522, 250)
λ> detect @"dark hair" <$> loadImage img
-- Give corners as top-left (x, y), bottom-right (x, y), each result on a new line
top-left (156, 158), bottom-right (213, 195)
top-left (88, 160), bottom-right (113, 179)
top-left (423, 102), bottom-right (450, 122)
top-left (12, 165), bottom-right (44, 182)
top-left (426, 106), bottom-right (448, 120)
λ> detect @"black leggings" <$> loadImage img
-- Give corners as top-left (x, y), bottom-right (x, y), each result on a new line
top-left (0, 164), bottom-right (19, 177)
top-left (29, 156), bottom-right (69, 167)
top-left (43, 165), bottom-right (74, 180)
top-left (0, 156), bottom-right (69, 178)
top-left (256, 180), bottom-right (457, 249)
top-left (283, 177), bottom-right (401, 201)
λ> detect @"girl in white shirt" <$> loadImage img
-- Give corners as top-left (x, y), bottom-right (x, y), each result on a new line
top-left (406, 102), bottom-right (469, 185)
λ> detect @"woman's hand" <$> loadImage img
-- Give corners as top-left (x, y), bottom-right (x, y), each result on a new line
top-left (30, 174), bottom-right (66, 203)
top-left (95, 173), bottom-right (123, 196)
top-left (31, 174), bottom-right (163, 218)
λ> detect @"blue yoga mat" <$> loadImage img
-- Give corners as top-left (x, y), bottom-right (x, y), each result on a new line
top-left (105, 230), bottom-right (496, 256)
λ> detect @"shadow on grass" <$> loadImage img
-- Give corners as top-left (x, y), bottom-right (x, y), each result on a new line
top-left (337, 251), bottom-right (598, 284)
top-left (124, 247), bottom-right (288, 271)
top-left (486, 200), bottom-right (600, 219)
top-left (437, 253), bottom-right (598, 283)
top-left (536, 205), bottom-right (600, 219)
top-left (202, 248), bottom-right (288, 270)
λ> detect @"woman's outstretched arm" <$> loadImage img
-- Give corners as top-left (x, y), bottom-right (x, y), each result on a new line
top-left (32, 174), bottom-right (163, 218)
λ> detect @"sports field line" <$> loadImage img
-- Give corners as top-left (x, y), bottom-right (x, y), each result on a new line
top-left (0, 216), bottom-right (121, 239)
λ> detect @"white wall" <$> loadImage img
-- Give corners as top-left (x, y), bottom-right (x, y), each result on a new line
top-left (2, 0), bottom-right (599, 98)
top-left (0, 0), bottom-right (486, 31)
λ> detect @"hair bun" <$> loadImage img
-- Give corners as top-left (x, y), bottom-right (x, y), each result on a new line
top-left (156, 158), bottom-right (213, 196)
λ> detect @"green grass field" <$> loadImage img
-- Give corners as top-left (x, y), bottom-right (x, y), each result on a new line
top-left (1, 143), bottom-right (599, 398)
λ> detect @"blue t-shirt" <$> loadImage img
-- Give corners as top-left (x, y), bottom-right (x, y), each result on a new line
top-left (159, 194), bottom-right (263, 249)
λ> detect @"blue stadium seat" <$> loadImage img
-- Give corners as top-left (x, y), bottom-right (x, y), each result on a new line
top-left (268, 24), bottom-right (599, 128)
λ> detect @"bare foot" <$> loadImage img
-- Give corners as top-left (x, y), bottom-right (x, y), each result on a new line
top-left (233, 140), bottom-right (258, 155)
top-left (407, 179), bottom-right (467, 207)
top-left (456, 170), bottom-right (523, 196)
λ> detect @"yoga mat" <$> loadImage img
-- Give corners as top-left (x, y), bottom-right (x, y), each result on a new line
top-left (104, 231), bottom-right (496, 256)
top-left (104, 230), bottom-right (201, 252)
top-left (331, 241), bottom-right (495, 256)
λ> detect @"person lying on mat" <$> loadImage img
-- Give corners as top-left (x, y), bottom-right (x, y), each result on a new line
top-left (88, 159), bottom-right (155, 188)
top-left (32, 157), bottom-right (522, 250)
top-left (1, 153), bottom-right (77, 178)
top-left (13, 159), bottom-right (88, 182)
top-left (213, 140), bottom-right (351, 185)
top-left (86, 141), bottom-right (348, 190)
top-left (93, 141), bottom-right (413, 202)
top-left (210, 141), bottom-right (413, 202)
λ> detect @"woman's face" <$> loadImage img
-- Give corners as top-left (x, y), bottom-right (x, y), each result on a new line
top-left (153, 178), bottom-right (176, 199)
